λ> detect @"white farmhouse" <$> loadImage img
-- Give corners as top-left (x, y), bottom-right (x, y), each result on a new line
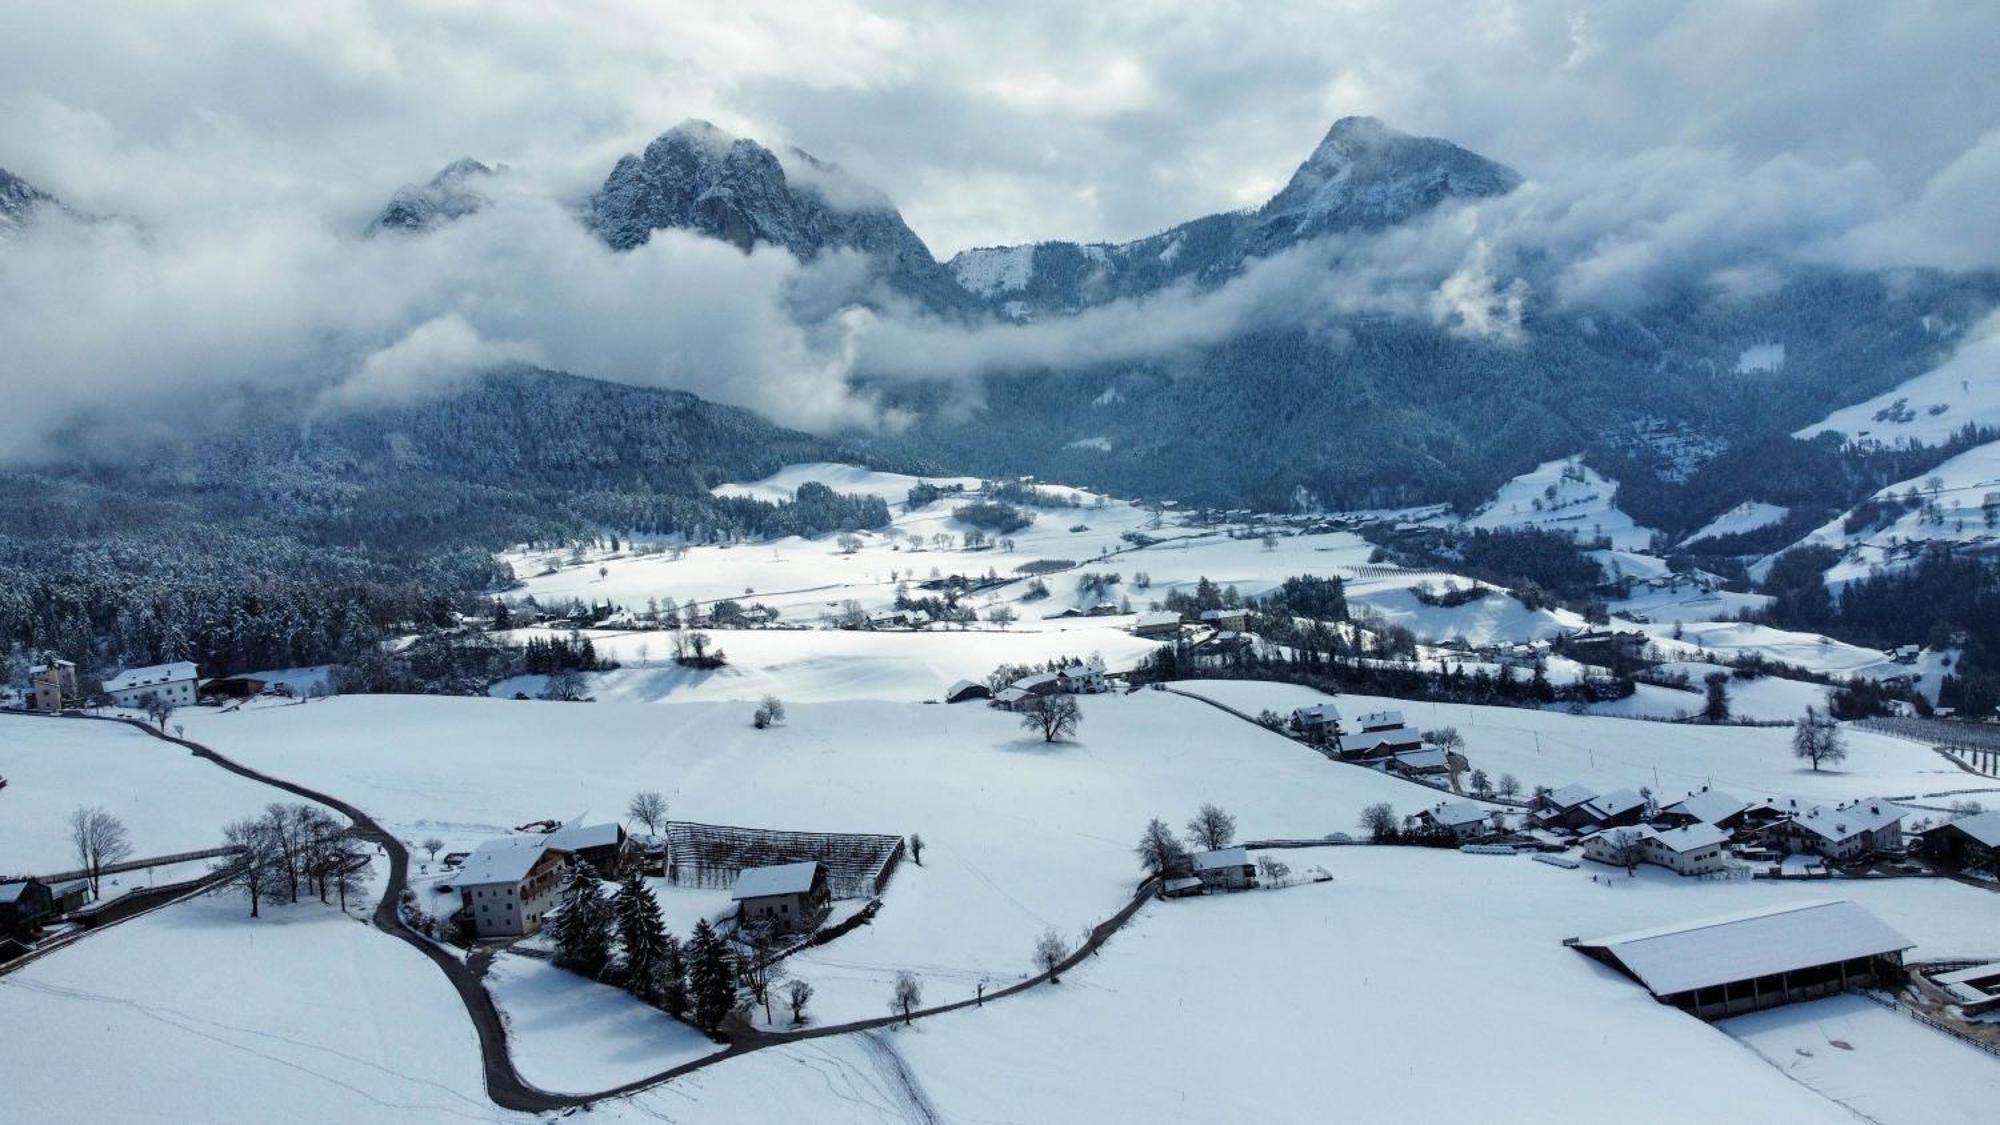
top-left (1057, 658), bottom-right (1109, 694)
top-left (1584, 824), bottom-right (1735, 876)
top-left (1765, 798), bottom-right (1905, 861)
top-left (456, 836), bottom-right (571, 939)
top-left (102, 661), bottom-right (199, 710)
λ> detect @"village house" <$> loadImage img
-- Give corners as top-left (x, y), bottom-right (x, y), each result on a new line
top-left (1530, 783), bottom-right (1601, 831)
top-left (456, 836), bottom-right (572, 939)
top-left (48, 879), bottom-right (89, 915)
top-left (1583, 823), bottom-right (1734, 877)
top-left (1577, 788), bottom-right (1649, 831)
top-left (1189, 847), bottom-right (1257, 891)
top-left (1916, 809), bottom-right (1999, 872)
top-left (1652, 788), bottom-right (1750, 833)
top-left (1410, 800), bottom-right (1496, 840)
top-left (1560, 628), bottom-right (1650, 666)
top-left (1385, 747), bottom-right (1450, 778)
top-left (1057, 658), bottom-right (1109, 694)
top-left (1337, 719), bottom-right (1424, 760)
top-left (1764, 798), bottom-right (1905, 862)
top-left (943, 679), bottom-right (992, 704)
top-left (1570, 900), bottom-right (1915, 1020)
top-left (1131, 610), bottom-right (1183, 639)
top-left (198, 675), bottom-right (267, 702)
top-left (1199, 607), bottom-right (1248, 631)
top-left (991, 686), bottom-right (1030, 711)
top-left (1288, 703), bottom-right (1343, 744)
top-left (544, 822), bottom-right (630, 876)
top-left (103, 661), bottom-right (200, 711)
top-left (730, 860), bottom-right (831, 933)
top-left (1010, 672), bottom-right (1062, 698)
top-left (25, 658), bottom-right (79, 712)
top-left (0, 879), bottom-right (58, 936)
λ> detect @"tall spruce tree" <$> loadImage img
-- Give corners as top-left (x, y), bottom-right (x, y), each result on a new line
top-left (550, 860), bottom-right (613, 978)
top-left (657, 931), bottom-right (689, 1018)
top-left (614, 874), bottom-right (668, 1001)
top-left (687, 919), bottom-right (737, 1034)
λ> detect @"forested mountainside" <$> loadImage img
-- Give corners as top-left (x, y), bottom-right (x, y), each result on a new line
top-left (0, 369), bottom-right (898, 679)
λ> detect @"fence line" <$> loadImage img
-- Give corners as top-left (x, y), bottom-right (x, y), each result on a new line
top-left (1852, 989), bottom-right (2000, 1060)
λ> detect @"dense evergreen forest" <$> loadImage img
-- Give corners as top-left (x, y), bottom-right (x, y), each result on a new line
top-left (0, 368), bottom-right (901, 683)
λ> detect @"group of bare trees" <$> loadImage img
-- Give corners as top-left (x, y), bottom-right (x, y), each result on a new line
top-left (215, 803), bottom-right (371, 917)
top-left (1134, 803), bottom-right (1240, 877)
top-left (752, 694), bottom-right (786, 729)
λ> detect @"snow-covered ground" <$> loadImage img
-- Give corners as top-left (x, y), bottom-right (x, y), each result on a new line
top-left (0, 884), bottom-right (495, 1123)
top-left (1168, 680), bottom-right (1972, 803)
top-left (1724, 993), bottom-right (2000, 1124)
top-left (1344, 574), bottom-right (1586, 646)
top-left (1463, 456), bottom-right (1658, 550)
top-left (484, 951), bottom-right (721, 1093)
top-left (0, 714), bottom-right (294, 873)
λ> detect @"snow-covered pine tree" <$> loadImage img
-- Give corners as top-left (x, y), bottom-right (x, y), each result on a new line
top-left (687, 919), bottom-right (737, 1034)
top-left (550, 860), bottom-right (613, 978)
top-left (656, 931), bottom-right (689, 1018)
top-left (614, 873), bottom-right (668, 1001)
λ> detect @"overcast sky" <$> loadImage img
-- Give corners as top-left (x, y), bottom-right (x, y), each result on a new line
top-left (1, 1), bottom-right (1996, 454)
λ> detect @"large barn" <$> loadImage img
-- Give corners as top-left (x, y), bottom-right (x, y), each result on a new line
top-left (1568, 900), bottom-right (1914, 1019)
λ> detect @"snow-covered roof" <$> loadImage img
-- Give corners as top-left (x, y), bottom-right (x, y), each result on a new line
top-left (1924, 809), bottom-right (2000, 848)
top-left (1546, 783), bottom-right (1597, 810)
top-left (1342, 728), bottom-right (1421, 753)
top-left (993, 687), bottom-right (1028, 703)
top-left (1423, 801), bottom-right (1489, 827)
top-left (1354, 709), bottom-right (1406, 730)
top-left (1012, 672), bottom-right (1059, 691)
top-left (1058, 658), bottom-right (1105, 677)
top-left (731, 861), bottom-right (823, 900)
top-left (1584, 788), bottom-right (1646, 820)
top-left (1785, 798), bottom-right (1904, 843)
top-left (1391, 748), bottom-right (1448, 770)
top-left (545, 822), bottom-right (622, 851)
top-left (1190, 847), bottom-right (1249, 872)
top-left (103, 661), bottom-right (199, 694)
top-left (1199, 608), bottom-right (1245, 620)
top-left (457, 836), bottom-right (563, 887)
top-left (1574, 900), bottom-right (1914, 997)
top-left (1291, 702), bottom-right (1340, 723)
top-left (27, 659), bottom-right (74, 674)
top-left (1661, 789), bottom-right (1746, 825)
top-left (1133, 611), bottom-right (1181, 628)
top-left (1637, 823), bottom-right (1731, 853)
top-left (1162, 876), bottom-right (1205, 893)
top-left (945, 679), bottom-right (989, 699)
top-left (0, 880), bottom-right (36, 904)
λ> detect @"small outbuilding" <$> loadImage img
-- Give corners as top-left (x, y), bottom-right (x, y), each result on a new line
top-left (1917, 809), bottom-right (2000, 872)
top-left (544, 822), bottom-right (631, 876)
top-left (0, 879), bottom-right (58, 935)
top-left (1131, 611), bottom-right (1183, 639)
top-left (731, 860), bottom-right (831, 933)
top-left (1189, 847), bottom-right (1257, 891)
top-left (1569, 900), bottom-right (1914, 1019)
top-left (944, 679), bottom-right (993, 704)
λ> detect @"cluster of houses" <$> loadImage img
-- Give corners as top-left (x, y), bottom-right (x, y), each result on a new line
top-left (1286, 704), bottom-right (1449, 779)
top-left (1533, 781), bottom-right (1949, 878)
top-left (1126, 606), bottom-right (1250, 642)
top-left (948, 658), bottom-right (1110, 710)
top-left (7, 658), bottom-right (302, 714)
top-left (447, 821), bottom-right (835, 941)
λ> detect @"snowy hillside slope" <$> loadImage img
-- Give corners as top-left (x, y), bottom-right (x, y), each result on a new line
top-left (1682, 500), bottom-right (1790, 547)
top-left (1463, 457), bottom-right (1658, 551)
top-left (1796, 313), bottom-right (2000, 446)
top-left (1757, 439), bottom-right (2000, 588)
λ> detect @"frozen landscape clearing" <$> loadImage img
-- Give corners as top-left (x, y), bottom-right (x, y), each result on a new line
top-left (1725, 993), bottom-right (2000, 1125)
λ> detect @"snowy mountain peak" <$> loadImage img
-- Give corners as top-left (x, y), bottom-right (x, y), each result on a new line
top-left (369, 157), bottom-right (496, 234)
top-left (1258, 116), bottom-right (1521, 236)
top-left (587, 121), bottom-right (972, 309)
top-left (0, 166), bottom-right (63, 235)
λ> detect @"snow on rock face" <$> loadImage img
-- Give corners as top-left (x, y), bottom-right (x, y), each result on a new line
top-left (369, 157), bottom-right (494, 234)
top-left (949, 243), bottom-right (1038, 296)
top-left (1796, 312), bottom-right (2000, 446)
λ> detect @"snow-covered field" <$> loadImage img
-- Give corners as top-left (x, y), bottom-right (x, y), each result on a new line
top-left (1684, 500), bottom-right (1791, 546)
top-left (1797, 314), bottom-right (2000, 447)
top-left (0, 714), bottom-right (294, 873)
top-left (0, 885), bottom-right (496, 1123)
top-left (484, 951), bottom-right (720, 1093)
top-left (1169, 680), bottom-right (1971, 803)
top-left (1724, 993), bottom-right (2000, 1125)
top-left (1762, 439), bottom-right (2000, 589)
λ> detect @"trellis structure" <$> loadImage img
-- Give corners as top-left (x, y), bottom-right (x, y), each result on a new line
top-left (662, 820), bottom-right (905, 899)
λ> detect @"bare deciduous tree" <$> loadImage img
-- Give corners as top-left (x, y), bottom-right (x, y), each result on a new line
top-left (1034, 927), bottom-right (1070, 982)
top-left (1256, 854), bottom-right (1292, 886)
top-left (67, 806), bottom-right (133, 900)
top-left (627, 791), bottom-right (668, 836)
top-left (1185, 803), bottom-right (1237, 851)
top-left (890, 971), bottom-right (922, 1025)
top-left (1135, 818), bottom-right (1186, 876)
top-left (1602, 827), bottom-right (1646, 874)
top-left (1359, 802), bottom-right (1399, 842)
top-left (1020, 695), bottom-right (1081, 742)
top-left (909, 833), bottom-right (924, 866)
top-left (422, 837), bottom-right (446, 862)
top-left (1793, 706), bottom-right (1848, 771)
top-left (785, 978), bottom-right (814, 1026)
